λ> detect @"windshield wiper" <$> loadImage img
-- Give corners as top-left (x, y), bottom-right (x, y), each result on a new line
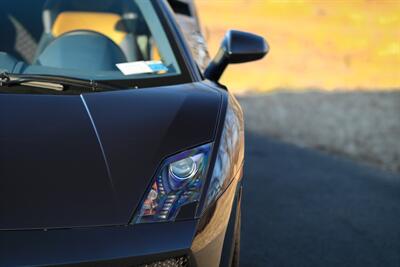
top-left (0, 72), bottom-right (111, 91)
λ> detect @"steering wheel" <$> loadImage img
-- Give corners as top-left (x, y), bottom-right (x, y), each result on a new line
top-left (35, 30), bottom-right (127, 71)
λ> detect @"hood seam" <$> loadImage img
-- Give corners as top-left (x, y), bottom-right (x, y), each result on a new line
top-left (80, 94), bottom-right (116, 195)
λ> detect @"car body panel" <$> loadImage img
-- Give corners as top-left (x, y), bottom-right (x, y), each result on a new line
top-left (0, 220), bottom-right (197, 266)
top-left (0, 93), bottom-right (117, 230)
top-left (0, 82), bottom-right (222, 230)
top-left (0, 0), bottom-right (249, 266)
top-left (192, 168), bottom-right (243, 267)
top-left (0, 167), bottom-right (243, 267)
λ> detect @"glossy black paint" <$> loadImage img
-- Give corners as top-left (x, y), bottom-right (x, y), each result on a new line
top-left (0, 178), bottom-right (243, 267)
top-left (0, 1), bottom-right (252, 266)
top-left (205, 30), bottom-right (269, 82)
top-left (0, 221), bottom-right (197, 266)
top-left (0, 83), bottom-right (221, 230)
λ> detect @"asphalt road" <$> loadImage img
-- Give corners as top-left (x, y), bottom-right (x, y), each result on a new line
top-left (240, 132), bottom-right (400, 267)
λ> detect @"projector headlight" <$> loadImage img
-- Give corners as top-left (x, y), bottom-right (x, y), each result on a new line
top-left (133, 143), bottom-right (212, 223)
top-left (133, 95), bottom-right (243, 223)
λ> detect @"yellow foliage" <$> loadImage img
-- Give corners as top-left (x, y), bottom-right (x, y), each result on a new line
top-left (196, 0), bottom-right (400, 92)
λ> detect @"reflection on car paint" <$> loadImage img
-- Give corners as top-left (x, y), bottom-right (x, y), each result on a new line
top-left (192, 168), bottom-right (243, 266)
top-left (206, 93), bottom-right (244, 207)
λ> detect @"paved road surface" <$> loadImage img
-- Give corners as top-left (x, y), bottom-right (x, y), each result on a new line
top-left (240, 132), bottom-right (400, 267)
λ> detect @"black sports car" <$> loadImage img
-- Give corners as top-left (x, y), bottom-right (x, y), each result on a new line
top-left (0, 0), bottom-right (268, 266)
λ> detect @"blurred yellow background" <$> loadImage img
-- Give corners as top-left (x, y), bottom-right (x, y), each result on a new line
top-left (196, 0), bottom-right (400, 92)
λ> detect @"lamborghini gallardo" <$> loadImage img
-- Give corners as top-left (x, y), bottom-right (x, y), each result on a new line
top-left (0, 0), bottom-right (268, 266)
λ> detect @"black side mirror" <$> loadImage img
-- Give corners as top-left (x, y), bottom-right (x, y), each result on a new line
top-left (204, 30), bottom-right (269, 82)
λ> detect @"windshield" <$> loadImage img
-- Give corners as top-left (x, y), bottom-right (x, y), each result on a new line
top-left (0, 0), bottom-right (187, 88)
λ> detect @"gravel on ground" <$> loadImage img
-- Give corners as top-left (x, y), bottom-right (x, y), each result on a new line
top-left (237, 90), bottom-right (400, 173)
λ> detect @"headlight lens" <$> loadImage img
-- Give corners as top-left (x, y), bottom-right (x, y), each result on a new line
top-left (169, 157), bottom-right (197, 181)
top-left (133, 143), bottom-right (212, 224)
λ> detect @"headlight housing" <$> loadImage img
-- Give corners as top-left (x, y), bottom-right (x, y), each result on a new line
top-left (133, 95), bottom-right (243, 224)
top-left (133, 143), bottom-right (212, 224)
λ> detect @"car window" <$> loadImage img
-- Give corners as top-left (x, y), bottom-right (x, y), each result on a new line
top-left (0, 0), bottom-right (188, 87)
top-left (174, 13), bottom-right (210, 72)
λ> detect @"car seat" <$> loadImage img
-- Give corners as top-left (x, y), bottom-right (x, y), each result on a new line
top-left (33, 0), bottom-right (146, 69)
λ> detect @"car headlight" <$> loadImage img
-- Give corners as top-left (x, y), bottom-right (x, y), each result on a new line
top-left (133, 95), bottom-right (243, 224)
top-left (133, 143), bottom-right (212, 224)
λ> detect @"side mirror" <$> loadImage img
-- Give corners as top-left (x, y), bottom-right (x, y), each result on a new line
top-left (204, 30), bottom-right (269, 82)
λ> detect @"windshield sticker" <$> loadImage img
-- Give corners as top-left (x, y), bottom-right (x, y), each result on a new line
top-left (116, 61), bottom-right (153, 75)
top-left (116, 61), bottom-right (168, 76)
top-left (147, 61), bottom-right (169, 73)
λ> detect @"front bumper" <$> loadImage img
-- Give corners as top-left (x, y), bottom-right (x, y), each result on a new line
top-left (0, 169), bottom-right (242, 267)
top-left (0, 220), bottom-right (196, 266)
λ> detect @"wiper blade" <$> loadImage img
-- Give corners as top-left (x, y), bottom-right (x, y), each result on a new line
top-left (0, 72), bottom-right (110, 91)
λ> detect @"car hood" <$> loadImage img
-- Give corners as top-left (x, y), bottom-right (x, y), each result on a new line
top-left (0, 83), bottom-right (221, 230)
